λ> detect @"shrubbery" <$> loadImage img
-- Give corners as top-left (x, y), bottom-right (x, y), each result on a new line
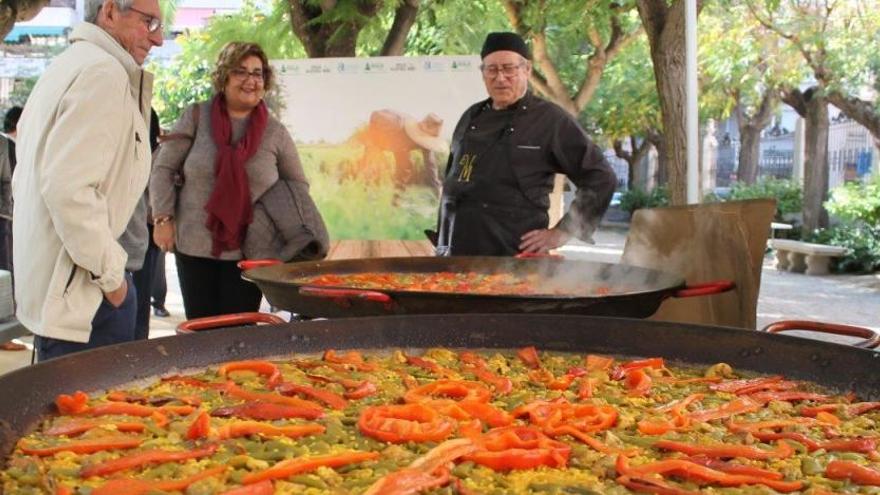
top-left (728, 179), bottom-right (803, 221)
top-left (810, 175), bottom-right (880, 273)
top-left (619, 187), bottom-right (669, 215)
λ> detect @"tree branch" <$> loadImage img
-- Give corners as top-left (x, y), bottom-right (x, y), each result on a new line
top-left (380, 0), bottom-right (419, 56)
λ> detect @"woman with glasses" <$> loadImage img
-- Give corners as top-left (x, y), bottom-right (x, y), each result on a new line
top-left (150, 42), bottom-right (312, 319)
top-left (433, 32), bottom-right (617, 257)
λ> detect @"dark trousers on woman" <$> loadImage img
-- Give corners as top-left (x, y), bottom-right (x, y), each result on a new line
top-left (175, 251), bottom-right (262, 319)
top-left (131, 232), bottom-right (160, 340)
top-left (35, 272), bottom-right (137, 361)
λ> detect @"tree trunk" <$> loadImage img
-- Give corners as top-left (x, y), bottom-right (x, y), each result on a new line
top-left (614, 137), bottom-right (652, 190)
top-left (380, 0), bottom-right (420, 56)
top-left (826, 91), bottom-right (880, 149)
top-left (637, 0), bottom-right (688, 204)
top-left (783, 88), bottom-right (829, 234)
top-left (645, 129), bottom-right (667, 188)
top-left (734, 92), bottom-right (777, 184)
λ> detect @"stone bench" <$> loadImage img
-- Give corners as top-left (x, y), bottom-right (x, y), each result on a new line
top-left (769, 239), bottom-right (849, 275)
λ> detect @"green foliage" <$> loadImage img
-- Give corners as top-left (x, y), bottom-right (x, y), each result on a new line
top-left (619, 187), bottom-right (669, 215)
top-left (7, 77), bottom-right (37, 109)
top-left (808, 224), bottom-right (880, 273)
top-left (825, 175), bottom-right (880, 226)
top-left (728, 178), bottom-right (802, 219)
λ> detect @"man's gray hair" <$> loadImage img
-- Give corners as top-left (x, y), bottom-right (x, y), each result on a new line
top-left (84, 0), bottom-right (135, 23)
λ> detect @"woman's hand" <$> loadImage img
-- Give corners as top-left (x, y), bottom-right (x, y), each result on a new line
top-left (153, 221), bottom-right (176, 252)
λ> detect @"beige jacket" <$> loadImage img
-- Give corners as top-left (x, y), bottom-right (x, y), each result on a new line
top-left (12, 23), bottom-right (153, 342)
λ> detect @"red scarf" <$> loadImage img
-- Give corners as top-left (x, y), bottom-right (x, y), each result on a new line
top-left (205, 94), bottom-right (268, 257)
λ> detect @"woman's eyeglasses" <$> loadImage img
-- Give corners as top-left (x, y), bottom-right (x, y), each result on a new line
top-left (127, 6), bottom-right (163, 33)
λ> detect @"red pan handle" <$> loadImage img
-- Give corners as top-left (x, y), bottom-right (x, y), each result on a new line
top-left (238, 259), bottom-right (283, 270)
top-left (515, 252), bottom-right (564, 260)
top-left (298, 286), bottom-right (393, 304)
top-left (673, 280), bottom-right (735, 298)
top-left (760, 320), bottom-right (880, 349)
top-left (176, 312), bottom-right (286, 334)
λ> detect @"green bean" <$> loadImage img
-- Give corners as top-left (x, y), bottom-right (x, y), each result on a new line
top-left (615, 433), bottom-right (657, 448)
top-left (802, 456), bottom-right (823, 475)
top-left (290, 474), bottom-right (328, 489)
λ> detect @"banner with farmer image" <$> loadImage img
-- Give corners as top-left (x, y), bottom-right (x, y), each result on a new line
top-left (273, 56), bottom-right (485, 240)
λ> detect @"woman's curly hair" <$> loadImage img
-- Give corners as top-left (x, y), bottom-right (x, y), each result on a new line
top-left (211, 42), bottom-right (274, 93)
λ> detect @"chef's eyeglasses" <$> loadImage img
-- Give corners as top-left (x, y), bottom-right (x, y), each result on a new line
top-left (127, 6), bottom-right (163, 33)
top-left (480, 63), bottom-right (526, 78)
top-left (229, 68), bottom-right (266, 83)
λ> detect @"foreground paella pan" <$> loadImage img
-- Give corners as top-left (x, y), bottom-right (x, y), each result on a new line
top-left (2, 315), bottom-right (880, 494)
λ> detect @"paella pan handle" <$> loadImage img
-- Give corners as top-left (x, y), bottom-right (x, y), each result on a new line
top-left (298, 286), bottom-right (393, 305)
top-left (760, 320), bottom-right (880, 349)
top-left (673, 280), bottom-right (735, 298)
top-left (238, 259), bottom-right (283, 271)
top-left (176, 312), bottom-right (286, 334)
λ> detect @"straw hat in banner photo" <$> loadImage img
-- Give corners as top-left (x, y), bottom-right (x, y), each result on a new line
top-left (404, 113), bottom-right (448, 153)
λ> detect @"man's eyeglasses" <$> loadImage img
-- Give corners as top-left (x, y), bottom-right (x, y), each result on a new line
top-left (230, 68), bottom-right (266, 83)
top-left (127, 6), bottom-right (163, 33)
top-left (480, 63), bottom-right (526, 78)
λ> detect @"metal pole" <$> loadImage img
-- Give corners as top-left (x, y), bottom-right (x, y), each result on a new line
top-left (686, 0), bottom-right (699, 203)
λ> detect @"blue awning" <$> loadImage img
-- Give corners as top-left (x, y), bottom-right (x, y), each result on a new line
top-left (4, 26), bottom-right (69, 43)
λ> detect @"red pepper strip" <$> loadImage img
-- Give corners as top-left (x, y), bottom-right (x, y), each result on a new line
top-left (465, 426), bottom-right (570, 471)
top-left (656, 394), bottom-right (705, 414)
top-left (323, 349), bottom-right (378, 371)
top-left (344, 380), bottom-right (378, 400)
top-left (616, 475), bottom-right (700, 495)
top-left (242, 451), bottom-right (380, 484)
top-left (625, 368), bottom-right (653, 397)
top-left (656, 376), bottom-right (723, 385)
top-left (514, 400), bottom-right (618, 434)
top-left (216, 421), bottom-right (325, 440)
top-left (638, 412), bottom-right (691, 435)
top-left (710, 375), bottom-right (785, 394)
top-left (186, 410), bottom-right (211, 440)
top-left (684, 456), bottom-right (783, 479)
top-left (19, 436), bottom-right (143, 456)
top-left (56, 391), bottom-right (90, 414)
top-left (106, 391), bottom-right (201, 407)
top-left (654, 439), bottom-right (794, 460)
top-left (405, 355), bottom-right (458, 378)
top-left (688, 397), bottom-right (761, 422)
top-left (210, 401), bottom-right (324, 420)
top-left (54, 485), bottom-right (74, 495)
top-left (46, 420), bottom-right (146, 437)
top-left (404, 379), bottom-right (492, 404)
top-left (611, 357), bottom-right (665, 380)
top-left (80, 444), bottom-right (218, 478)
top-left (816, 411), bottom-right (842, 425)
top-left (90, 465), bottom-right (226, 495)
top-left (359, 403), bottom-right (455, 443)
top-left (436, 400), bottom-right (514, 428)
top-left (826, 460), bottom-right (880, 486)
top-left (364, 439), bottom-right (476, 495)
top-left (462, 364), bottom-right (512, 395)
top-left (517, 346), bottom-right (541, 369)
top-left (847, 402), bottom-right (880, 416)
top-left (577, 378), bottom-right (594, 399)
top-left (749, 431), bottom-right (821, 451)
top-left (225, 383), bottom-right (325, 413)
top-left (750, 391), bottom-right (831, 404)
top-left (585, 354), bottom-right (615, 371)
top-left (161, 375), bottom-right (230, 390)
top-left (615, 455), bottom-right (804, 492)
top-left (458, 419), bottom-right (483, 439)
top-left (84, 402), bottom-right (195, 418)
top-left (553, 424), bottom-right (638, 455)
top-left (218, 360), bottom-right (283, 388)
top-left (307, 374), bottom-right (378, 399)
top-left (819, 438), bottom-right (878, 453)
top-left (276, 382), bottom-right (348, 410)
top-left (219, 480), bottom-right (274, 495)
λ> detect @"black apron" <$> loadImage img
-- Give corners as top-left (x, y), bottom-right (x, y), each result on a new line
top-left (437, 102), bottom-right (548, 256)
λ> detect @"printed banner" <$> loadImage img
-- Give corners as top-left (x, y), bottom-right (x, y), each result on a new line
top-left (273, 56), bottom-right (485, 240)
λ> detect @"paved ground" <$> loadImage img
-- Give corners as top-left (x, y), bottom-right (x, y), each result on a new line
top-left (0, 226), bottom-right (877, 374)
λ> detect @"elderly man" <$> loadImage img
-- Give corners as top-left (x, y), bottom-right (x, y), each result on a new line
top-left (13, 0), bottom-right (163, 360)
top-left (435, 32), bottom-right (616, 256)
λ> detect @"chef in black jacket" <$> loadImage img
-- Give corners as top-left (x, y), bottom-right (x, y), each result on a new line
top-left (434, 32), bottom-right (616, 256)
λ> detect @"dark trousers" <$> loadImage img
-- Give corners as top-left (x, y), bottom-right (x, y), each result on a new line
top-left (152, 248), bottom-right (167, 307)
top-left (175, 252), bottom-right (262, 319)
top-left (131, 238), bottom-right (160, 341)
top-left (0, 218), bottom-right (12, 272)
top-left (35, 272), bottom-right (137, 362)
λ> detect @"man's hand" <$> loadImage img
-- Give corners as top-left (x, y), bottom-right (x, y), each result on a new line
top-left (519, 227), bottom-right (572, 254)
top-left (153, 221), bottom-right (175, 252)
top-left (103, 279), bottom-right (128, 308)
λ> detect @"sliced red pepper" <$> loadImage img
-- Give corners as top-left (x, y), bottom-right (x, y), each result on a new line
top-left (710, 375), bottom-right (785, 394)
top-left (684, 456), bottom-right (783, 479)
top-left (364, 439), bottom-right (476, 495)
top-left (406, 355), bottom-right (457, 378)
top-left (404, 380), bottom-right (492, 404)
top-left (85, 402), bottom-right (195, 418)
top-left (80, 444), bottom-right (218, 478)
top-left (210, 400), bottom-right (323, 420)
top-left (55, 391), bottom-right (89, 415)
top-left (54, 485), bottom-right (74, 495)
top-left (750, 391), bottom-right (831, 404)
top-left (218, 360), bottom-right (282, 388)
top-left (46, 420), bottom-right (146, 437)
top-left (465, 426), bottom-right (570, 471)
top-left (616, 455), bottom-right (804, 492)
top-left (242, 451), bottom-right (379, 484)
top-left (818, 438), bottom-right (878, 453)
top-left (637, 412), bottom-right (690, 435)
top-left (656, 394), bottom-right (704, 414)
top-left (513, 400), bottom-right (617, 435)
top-left (359, 403), bottom-right (455, 443)
top-left (826, 460), bottom-right (880, 486)
top-left (276, 382), bottom-right (348, 410)
top-left (216, 421), bottom-right (325, 440)
top-left (688, 397), bottom-right (761, 422)
top-left (19, 436), bottom-right (143, 456)
top-left (611, 357), bottom-right (665, 380)
top-left (516, 346), bottom-right (541, 369)
top-left (459, 355), bottom-right (513, 395)
top-left (186, 410), bottom-right (211, 440)
top-left (219, 480), bottom-right (274, 495)
top-left (90, 465), bottom-right (226, 495)
top-left (436, 401), bottom-right (513, 428)
top-left (225, 383), bottom-right (325, 413)
top-left (654, 439), bottom-right (794, 460)
top-left (585, 354), bottom-right (614, 371)
top-left (323, 349), bottom-right (378, 371)
top-left (344, 380), bottom-right (378, 400)
top-left (577, 378), bottom-right (594, 399)
top-left (815, 411), bottom-right (842, 425)
top-left (625, 368), bottom-right (653, 397)
top-left (616, 475), bottom-right (700, 495)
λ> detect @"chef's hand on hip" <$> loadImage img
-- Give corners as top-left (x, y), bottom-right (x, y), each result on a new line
top-left (519, 227), bottom-right (571, 254)
top-left (104, 279), bottom-right (128, 308)
top-left (153, 221), bottom-right (176, 252)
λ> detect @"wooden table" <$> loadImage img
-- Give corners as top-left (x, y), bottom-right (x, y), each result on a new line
top-left (325, 240), bottom-right (435, 260)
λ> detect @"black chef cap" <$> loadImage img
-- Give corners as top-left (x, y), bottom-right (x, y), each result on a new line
top-left (480, 32), bottom-right (531, 60)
